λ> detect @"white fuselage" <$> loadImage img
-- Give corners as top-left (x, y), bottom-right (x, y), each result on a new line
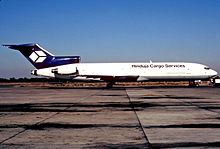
top-left (33, 62), bottom-right (217, 82)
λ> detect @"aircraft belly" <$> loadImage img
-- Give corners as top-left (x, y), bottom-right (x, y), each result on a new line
top-left (138, 75), bottom-right (210, 81)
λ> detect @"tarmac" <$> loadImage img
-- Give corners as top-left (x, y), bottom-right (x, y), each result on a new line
top-left (0, 86), bottom-right (220, 148)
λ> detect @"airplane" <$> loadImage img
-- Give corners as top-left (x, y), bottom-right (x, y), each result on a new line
top-left (3, 43), bottom-right (218, 87)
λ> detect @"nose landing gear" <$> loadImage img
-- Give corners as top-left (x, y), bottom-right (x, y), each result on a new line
top-left (189, 80), bottom-right (201, 87)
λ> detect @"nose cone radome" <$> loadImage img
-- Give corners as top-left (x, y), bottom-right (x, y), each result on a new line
top-left (210, 69), bottom-right (218, 77)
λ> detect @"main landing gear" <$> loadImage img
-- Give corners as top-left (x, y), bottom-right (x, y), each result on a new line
top-left (188, 80), bottom-right (201, 87)
top-left (106, 82), bottom-right (115, 88)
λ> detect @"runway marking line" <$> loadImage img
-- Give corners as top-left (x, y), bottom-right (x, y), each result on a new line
top-left (125, 89), bottom-right (152, 149)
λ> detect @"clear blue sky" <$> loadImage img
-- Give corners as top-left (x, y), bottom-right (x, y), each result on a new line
top-left (0, 0), bottom-right (220, 78)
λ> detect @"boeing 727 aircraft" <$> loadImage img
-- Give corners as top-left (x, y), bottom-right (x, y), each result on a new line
top-left (3, 43), bottom-right (218, 87)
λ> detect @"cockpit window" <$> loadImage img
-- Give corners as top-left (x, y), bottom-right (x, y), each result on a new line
top-left (204, 67), bottom-right (210, 70)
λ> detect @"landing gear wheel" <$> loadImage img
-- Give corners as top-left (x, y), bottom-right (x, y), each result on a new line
top-left (107, 82), bottom-right (115, 88)
top-left (189, 81), bottom-right (199, 87)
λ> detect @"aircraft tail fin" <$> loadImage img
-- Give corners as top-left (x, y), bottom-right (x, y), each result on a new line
top-left (3, 43), bottom-right (80, 69)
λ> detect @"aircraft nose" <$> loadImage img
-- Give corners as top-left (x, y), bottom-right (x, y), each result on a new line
top-left (210, 69), bottom-right (218, 77)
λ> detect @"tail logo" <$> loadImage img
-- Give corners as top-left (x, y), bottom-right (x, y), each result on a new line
top-left (29, 49), bottom-right (47, 63)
